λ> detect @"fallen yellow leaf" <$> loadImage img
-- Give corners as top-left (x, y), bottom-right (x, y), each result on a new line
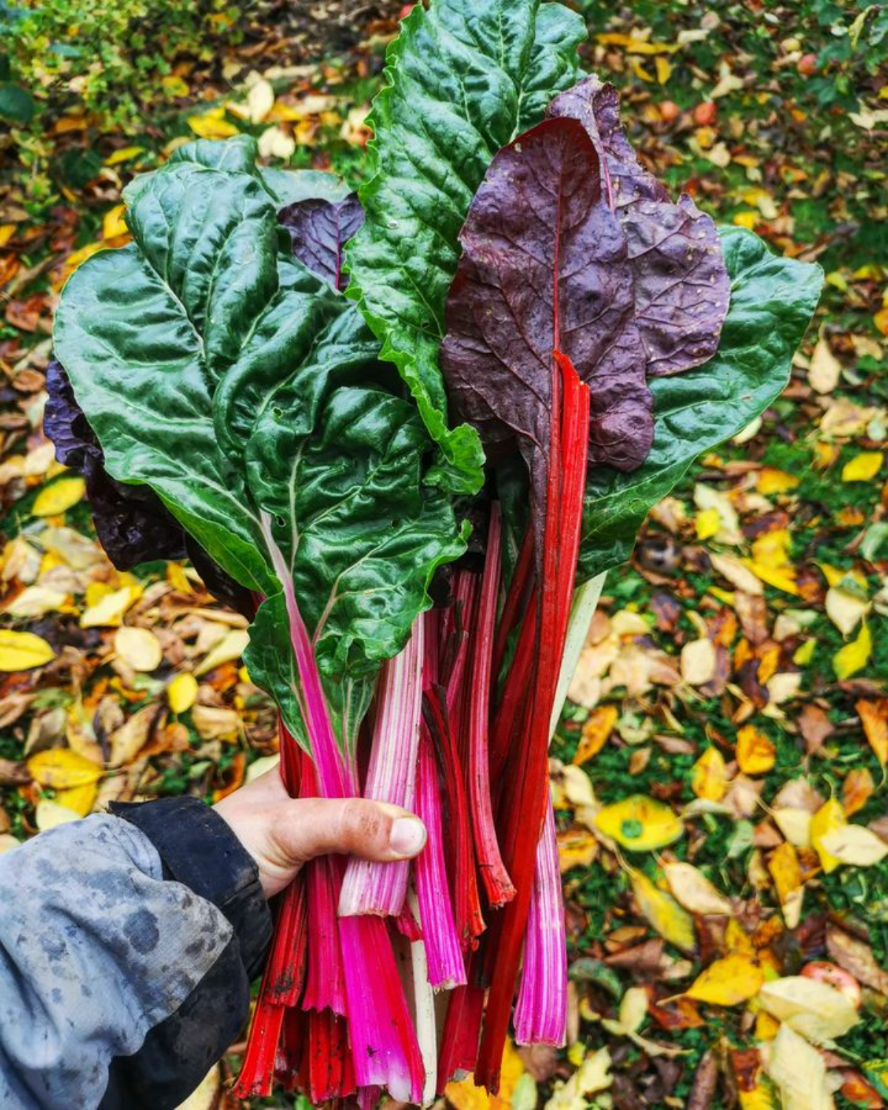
top-left (766, 1023), bottom-right (833, 1109)
top-left (55, 782), bottom-right (98, 817)
top-left (811, 798), bottom-right (847, 873)
top-left (818, 824), bottom-right (888, 866)
top-left (2, 585), bottom-right (68, 618)
top-left (27, 748), bottom-right (103, 789)
top-left (758, 976), bottom-right (860, 1044)
top-left (32, 476), bottom-right (86, 517)
top-left (655, 56), bottom-right (673, 84)
top-left (808, 336), bottom-right (842, 394)
top-left (773, 807), bottom-right (812, 849)
top-left (833, 621), bottom-right (872, 680)
top-left (187, 107), bottom-right (239, 139)
top-left (630, 870), bottom-right (696, 951)
top-left (663, 861), bottom-right (733, 915)
top-left (168, 672), bottom-right (199, 714)
top-left (35, 799), bottom-right (82, 831)
top-left (194, 628), bottom-right (250, 676)
top-left (595, 795), bottom-right (684, 851)
top-left (102, 204), bottom-right (129, 240)
top-left (736, 725), bottom-right (776, 775)
top-left (768, 841), bottom-right (804, 928)
top-left (0, 629), bottom-right (56, 671)
top-left (103, 145), bottom-right (145, 166)
top-left (685, 954), bottom-right (764, 1005)
top-left (80, 585), bottom-right (137, 629)
top-left (691, 746), bottom-right (729, 801)
top-left (114, 626), bottom-right (163, 672)
top-left (842, 451), bottom-right (883, 482)
top-left (695, 507), bottom-right (721, 540)
top-left (756, 468), bottom-right (800, 496)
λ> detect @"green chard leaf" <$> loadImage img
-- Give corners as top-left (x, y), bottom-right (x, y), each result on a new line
top-left (54, 151), bottom-right (465, 754)
top-left (345, 0), bottom-right (585, 495)
top-left (576, 226), bottom-right (824, 582)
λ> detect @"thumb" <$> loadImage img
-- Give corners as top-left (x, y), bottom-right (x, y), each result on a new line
top-left (273, 797), bottom-right (427, 866)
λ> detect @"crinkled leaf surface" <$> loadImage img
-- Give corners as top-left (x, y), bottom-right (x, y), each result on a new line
top-left (54, 155), bottom-right (465, 752)
top-left (440, 114), bottom-right (649, 561)
top-left (577, 226), bottom-right (823, 582)
top-left (345, 0), bottom-right (585, 494)
top-left (548, 77), bottom-right (730, 377)
top-left (279, 193), bottom-right (364, 290)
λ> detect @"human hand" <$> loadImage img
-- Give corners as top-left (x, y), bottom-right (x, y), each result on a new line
top-left (213, 766), bottom-right (427, 898)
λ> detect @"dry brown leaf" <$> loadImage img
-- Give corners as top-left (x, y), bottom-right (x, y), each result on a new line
top-left (191, 704), bottom-right (240, 742)
top-left (682, 638), bottom-right (717, 685)
top-left (108, 703), bottom-right (163, 767)
top-left (797, 703), bottom-right (835, 755)
top-left (826, 924), bottom-right (888, 995)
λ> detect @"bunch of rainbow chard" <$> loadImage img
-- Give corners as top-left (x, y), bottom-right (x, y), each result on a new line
top-left (50, 0), bottom-right (822, 1102)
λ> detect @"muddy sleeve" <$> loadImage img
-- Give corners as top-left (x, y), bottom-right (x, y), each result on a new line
top-left (0, 800), bottom-right (271, 1110)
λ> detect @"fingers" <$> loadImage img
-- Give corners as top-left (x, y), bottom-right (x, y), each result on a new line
top-left (272, 797), bottom-right (427, 867)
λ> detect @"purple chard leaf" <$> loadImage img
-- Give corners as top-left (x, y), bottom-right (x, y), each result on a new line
top-left (440, 115), bottom-right (651, 558)
top-left (548, 76), bottom-right (731, 376)
top-left (278, 193), bottom-right (364, 291)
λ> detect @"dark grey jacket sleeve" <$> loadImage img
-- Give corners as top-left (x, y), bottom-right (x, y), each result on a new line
top-left (0, 798), bottom-right (272, 1110)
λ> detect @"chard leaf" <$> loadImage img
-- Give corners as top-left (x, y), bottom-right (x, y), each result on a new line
top-left (245, 327), bottom-right (466, 687)
top-left (53, 228), bottom-right (274, 596)
top-left (577, 226), bottom-right (824, 581)
top-left (279, 193), bottom-right (364, 291)
top-left (440, 114), bottom-right (649, 563)
top-left (55, 153), bottom-right (465, 753)
top-left (164, 134), bottom-right (351, 209)
top-left (346, 0), bottom-right (585, 495)
top-left (121, 163), bottom-right (279, 376)
top-left (244, 362), bottom-right (467, 747)
top-left (548, 77), bottom-right (731, 377)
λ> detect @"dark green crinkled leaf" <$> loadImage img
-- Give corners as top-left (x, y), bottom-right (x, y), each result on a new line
top-left (54, 155), bottom-right (465, 753)
top-left (345, 0), bottom-right (585, 496)
top-left (576, 226), bottom-right (824, 582)
top-left (161, 133), bottom-right (351, 209)
top-left (53, 223), bottom-right (274, 598)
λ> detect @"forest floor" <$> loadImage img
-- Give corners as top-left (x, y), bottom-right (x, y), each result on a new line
top-left (1, 1), bottom-right (887, 1107)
